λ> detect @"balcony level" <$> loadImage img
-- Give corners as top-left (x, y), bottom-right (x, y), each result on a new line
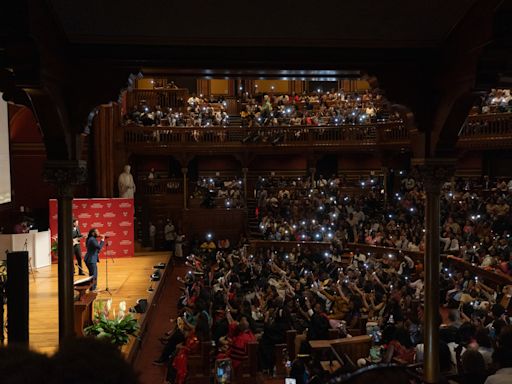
top-left (119, 112), bottom-right (512, 155)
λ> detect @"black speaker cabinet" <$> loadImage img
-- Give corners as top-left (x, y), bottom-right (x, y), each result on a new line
top-left (7, 251), bottom-right (29, 345)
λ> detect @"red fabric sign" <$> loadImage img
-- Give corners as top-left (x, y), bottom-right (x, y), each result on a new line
top-left (49, 198), bottom-right (134, 259)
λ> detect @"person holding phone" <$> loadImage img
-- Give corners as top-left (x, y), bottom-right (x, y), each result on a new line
top-left (84, 228), bottom-right (105, 291)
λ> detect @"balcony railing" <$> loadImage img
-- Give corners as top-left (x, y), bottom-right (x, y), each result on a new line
top-left (460, 112), bottom-right (512, 137)
top-left (123, 122), bottom-right (408, 149)
top-left (120, 112), bottom-right (512, 151)
top-left (458, 112), bottom-right (512, 148)
top-left (138, 178), bottom-right (182, 194)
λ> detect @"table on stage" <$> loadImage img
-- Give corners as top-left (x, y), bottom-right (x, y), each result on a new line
top-left (0, 230), bottom-right (51, 268)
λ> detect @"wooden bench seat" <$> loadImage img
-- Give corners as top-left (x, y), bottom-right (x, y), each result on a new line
top-left (232, 341), bottom-right (262, 384)
top-left (186, 341), bottom-right (212, 384)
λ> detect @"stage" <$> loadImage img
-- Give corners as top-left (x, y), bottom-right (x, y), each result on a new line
top-left (27, 252), bottom-right (169, 355)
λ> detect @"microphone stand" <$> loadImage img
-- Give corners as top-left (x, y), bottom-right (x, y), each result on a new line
top-left (98, 237), bottom-right (115, 296)
top-left (24, 238), bottom-right (36, 281)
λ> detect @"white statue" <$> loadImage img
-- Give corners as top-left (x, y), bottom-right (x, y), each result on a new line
top-left (118, 165), bottom-right (136, 198)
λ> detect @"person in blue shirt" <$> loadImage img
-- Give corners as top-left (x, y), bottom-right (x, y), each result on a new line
top-left (84, 228), bottom-right (105, 291)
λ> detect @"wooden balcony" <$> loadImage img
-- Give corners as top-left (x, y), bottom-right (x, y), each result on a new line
top-left (121, 122), bottom-right (410, 154)
top-left (458, 112), bottom-right (512, 149)
top-left (118, 112), bottom-right (512, 154)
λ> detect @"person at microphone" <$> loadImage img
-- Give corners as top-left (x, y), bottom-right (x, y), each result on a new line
top-left (84, 228), bottom-right (105, 291)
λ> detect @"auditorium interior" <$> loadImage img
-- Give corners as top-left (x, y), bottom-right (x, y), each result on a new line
top-left (2, 1), bottom-right (512, 383)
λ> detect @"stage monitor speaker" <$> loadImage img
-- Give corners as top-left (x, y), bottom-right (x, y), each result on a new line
top-left (7, 251), bottom-right (29, 345)
top-left (133, 298), bottom-right (148, 313)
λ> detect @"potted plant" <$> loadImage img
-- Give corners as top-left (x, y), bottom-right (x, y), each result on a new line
top-left (50, 235), bottom-right (58, 263)
top-left (84, 300), bottom-right (139, 347)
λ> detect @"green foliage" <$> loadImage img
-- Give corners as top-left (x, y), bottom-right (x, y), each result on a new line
top-left (0, 261), bottom-right (6, 282)
top-left (84, 313), bottom-right (139, 346)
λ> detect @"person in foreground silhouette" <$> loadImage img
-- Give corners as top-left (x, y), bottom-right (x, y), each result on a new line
top-left (0, 338), bottom-right (139, 384)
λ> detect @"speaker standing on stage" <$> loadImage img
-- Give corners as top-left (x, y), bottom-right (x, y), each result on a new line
top-left (72, 219), bottom-right (85, 275)
top-left (85, 228), bottom-right (105, 291)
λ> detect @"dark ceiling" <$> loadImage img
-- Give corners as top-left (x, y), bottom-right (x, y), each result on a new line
top-left (49, 0), bottom-right (478, 48)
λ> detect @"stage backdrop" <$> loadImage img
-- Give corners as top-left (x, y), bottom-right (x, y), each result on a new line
top-left (49, 198), bottom-right (134, 259)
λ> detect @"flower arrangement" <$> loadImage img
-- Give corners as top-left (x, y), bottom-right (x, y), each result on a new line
top-left (84, 299), bottom-right (139, 346)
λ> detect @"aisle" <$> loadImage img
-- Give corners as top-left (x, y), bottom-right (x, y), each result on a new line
top-left (133, 263), bottom-right (187, 384)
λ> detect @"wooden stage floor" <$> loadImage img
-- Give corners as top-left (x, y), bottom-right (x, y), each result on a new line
top-left (27, 252), bottom-right (169, 355)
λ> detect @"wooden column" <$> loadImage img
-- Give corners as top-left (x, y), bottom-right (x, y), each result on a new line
top-left (242, 167), bottom-right (248, 203)
top-left (196, 80), bottom-right (209, 97)
top-left (44, 160), bottom-right (87, 342)
top-left (93, 104), bottom-right (119, 197)
top-left (182, 167), bottom-right (188, 209)
top-left (382, 166), bottom-right (389, 203)
top-left (416, 159), bottom-right (455, 383)
top-left (309, 167), bottom-right (316, 187)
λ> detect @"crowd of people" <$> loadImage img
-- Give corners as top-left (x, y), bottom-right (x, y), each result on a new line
top-left (470, 89), bottom-right (512, 115)
top-left (257, 172), bottom-right (512, 276)
top-left (481, 89), bottom-right (512, 114)
top-left (125, 94), bottom-right (229, 127)
top-left (240, 90), bottom-right (399, 127)
top-left (153, 225), bottom-right (512, 384)
top-left (192, 177), bottom-right (245, 209)
top-left (123, 89), bottom-right (402, 130)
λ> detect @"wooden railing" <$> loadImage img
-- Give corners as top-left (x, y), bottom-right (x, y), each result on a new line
top-left (460, 112), bottom-right (512, 137)
top-left (120, 112), bottom-right (512, 150)
top-left (138, 178), bottom-right (182, 194)
top-left (345, 243), bottom-right (512, 287)
top-left (125, 255), bottom-right (172, 364)
top-left (250, 239), bottom-right (332, 253)
top-left (378, 121), bottom-right (410, 142)
top-left (123, 122), bottom-right (408, 148)
top-left (445, 255), bottom-right (512, 287)
top-left (246, 241), bottom-right (512, 287)
top-left (345, 243), bottom-right (424, 263)
top-left (126, 88), bottom-right (189, 112)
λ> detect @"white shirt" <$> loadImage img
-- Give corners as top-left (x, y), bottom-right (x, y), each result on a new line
top-left (409, 279), bottom-right (424, 300)
top-left (441, 237), bottom-right (460, 251)
top-left (485, 368), bottom-right (512, 384)
top-left (355, 210), bottom-right (365, 223)
top-left (477, 346), bottom-right (493, 368)
top-left (164, 223), bottom-right (176, 241)
top-left (416, 342), bottom-right (465, 373)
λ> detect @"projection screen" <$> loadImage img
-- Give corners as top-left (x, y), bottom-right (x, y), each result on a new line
top-left (0, 92), bottom-right (12, 204)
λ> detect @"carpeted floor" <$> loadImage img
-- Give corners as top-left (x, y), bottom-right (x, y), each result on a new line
top-left (133, 263), bottom-right (187, 384)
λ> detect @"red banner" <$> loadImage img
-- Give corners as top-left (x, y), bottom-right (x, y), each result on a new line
top-left (49, 198), bottom-right (134, 260)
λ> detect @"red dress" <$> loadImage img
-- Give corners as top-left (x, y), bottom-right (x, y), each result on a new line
top-left (173, 331), bottom-right (200, 384)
